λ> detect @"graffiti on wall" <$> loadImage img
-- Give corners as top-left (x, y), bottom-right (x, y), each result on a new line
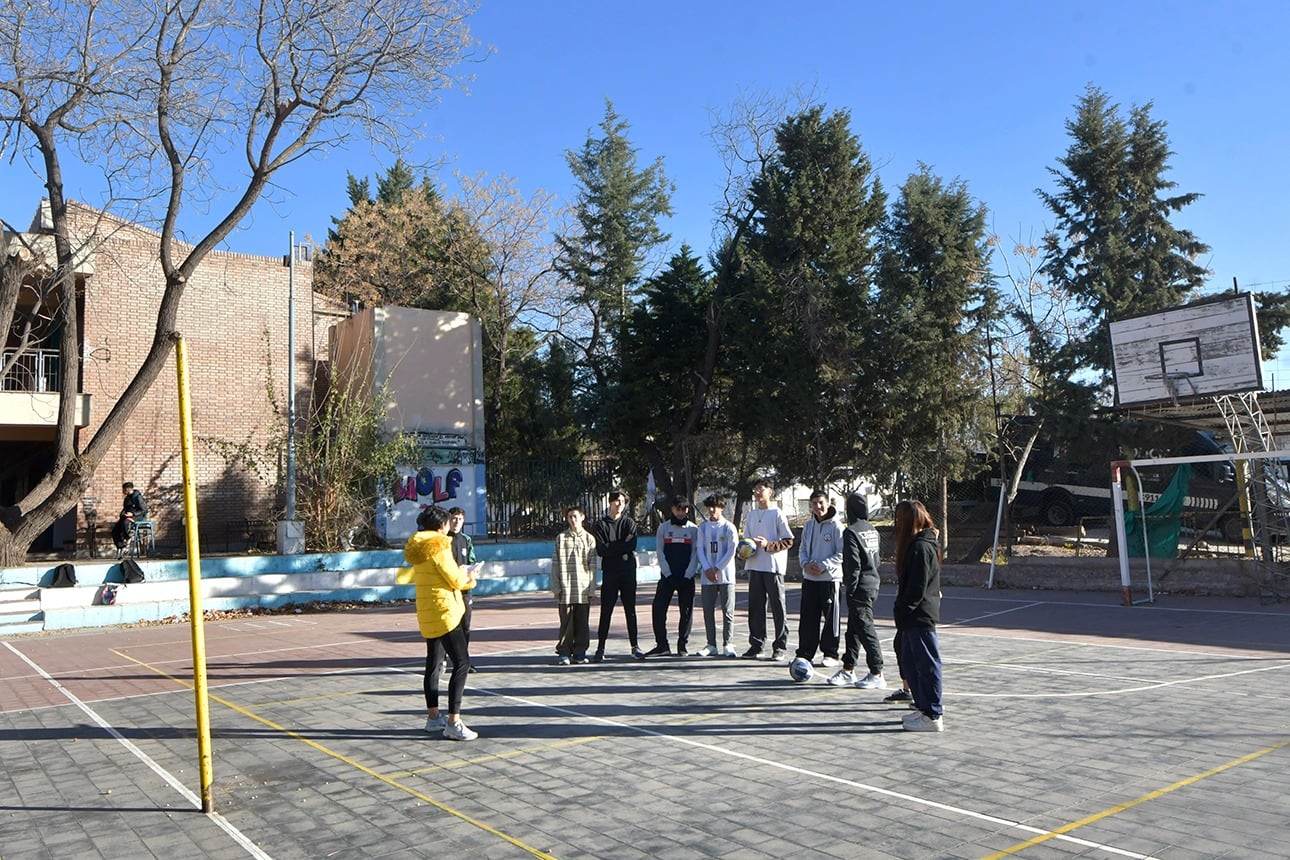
top-left (392, 466), bottom-right (464, 505)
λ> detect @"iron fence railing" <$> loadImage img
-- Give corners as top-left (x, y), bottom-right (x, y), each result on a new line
top-left (2, 348), bottom-right (61, 392)
top-left (485, 457), bottom-right (619, 538)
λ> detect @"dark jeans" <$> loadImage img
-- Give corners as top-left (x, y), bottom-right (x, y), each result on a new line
top-left (796, 579), bottom-right (841, 661)
top-left (556, 603), bottom-right (591, 658)
top-left (651, 574), bottom-right (695, 650)
top-left (898, 626), bottom-right (943, 718)
top-left (596, 567), bottom-right (639, 651)
top-left (842, 580), bottom-right (884, 676)
top-left (746, 570), bottom-right (788, 653)
top-left (425, 621), bottom-right (471, 715)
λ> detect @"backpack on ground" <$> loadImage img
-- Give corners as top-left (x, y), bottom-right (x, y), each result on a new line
top-left (50, 563), bottom-right (77, 587)
top-left (120, 558), bottom-right (146, 584)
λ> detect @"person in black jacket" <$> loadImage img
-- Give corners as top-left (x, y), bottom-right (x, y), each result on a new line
top-left (827, 493), bottom-right (887, 690)
top-left (892, 499), bottom-right (944, 732)
top-left (590, 490), bottom-right (644, 662)
top-left (112, 482), bottom-right (147, 551)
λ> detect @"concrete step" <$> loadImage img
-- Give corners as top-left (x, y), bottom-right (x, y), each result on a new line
top-left (0, 589), bottom-right (44, 636)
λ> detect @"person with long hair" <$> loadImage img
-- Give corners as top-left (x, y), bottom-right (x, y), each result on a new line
top-left (404, 505), bottom-right (479, 741)
top-left (892, 500), bottom-right (944, 732)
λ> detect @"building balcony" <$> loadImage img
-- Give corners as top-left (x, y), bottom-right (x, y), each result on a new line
top-left (0, 348), bottom-right (91, 437)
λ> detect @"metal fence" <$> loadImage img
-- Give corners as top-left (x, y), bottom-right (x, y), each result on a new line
top-left (2, 348), bottom-right (61, 392)
top-left (485, 457), bottom-right (620, 538)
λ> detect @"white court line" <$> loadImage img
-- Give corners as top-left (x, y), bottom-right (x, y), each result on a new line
top-left (946, 591), bottom-right (1290, 618)
top-left (3, 641), bottom-right (272, 860)
top-left (463, 682), bottom-right (1160, 860)
top-left (939, 626), bottom-right (1285, 659)
top-left (945, 657), bottom-right (1290, 699)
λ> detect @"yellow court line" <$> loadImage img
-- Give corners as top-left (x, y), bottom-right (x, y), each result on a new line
top-left (109, 648), bottom-right (558, 860)
top-left (982, 737), bottom-right (1290, 859)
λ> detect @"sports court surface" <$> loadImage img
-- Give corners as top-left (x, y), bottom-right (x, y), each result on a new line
top-left (2, 584), bottom-right (1288, 859)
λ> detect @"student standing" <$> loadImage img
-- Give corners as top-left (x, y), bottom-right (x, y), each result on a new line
top-left (591, 490), bottom-right (643, 662)
top-left (644, 495), bottom-right (699, 657)
top-left (403, 505), bottom-right (478, 741)
top-left (551, 506), bottom-right (598, 665)
top-left (741, 478), bottom-right (794, 661)
top-left (893, 499), bottom-right (944, 732)
top-left (796, 490), bottom-right (844, 667)
top-left (829, 492), bottom-right (887, 690)
top-left (447, 506), bottom-right (478, 672)
top-left (695, 494), bottom-right (739, 657)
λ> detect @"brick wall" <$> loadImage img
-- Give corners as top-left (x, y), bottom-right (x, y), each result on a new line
top-left (69, 204), bottom-right (323, 552)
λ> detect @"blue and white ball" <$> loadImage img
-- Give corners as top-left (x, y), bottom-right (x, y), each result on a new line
top-left (788, 657), bottom-right (814, 682)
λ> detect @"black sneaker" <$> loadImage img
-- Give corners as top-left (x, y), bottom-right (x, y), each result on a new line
top-left (642, 644), bottom-right (671, 658)
top-left (676, 646), bottom-right (689, 657)
top-left (590, 652), bottom-right (604, 663)
top-left (741, 647), bottom-right (764, 659)
top-left (770, 648), bottom-right (788, 661)
top-left (631, 647), bottom-right (646, 661)
top-left (883, 689), bottom-right (913, 704)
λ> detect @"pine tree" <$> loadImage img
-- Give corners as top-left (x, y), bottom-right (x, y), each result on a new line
top-left (1037, 86), bottom-right (1210, 402)
top-left (555, 100), bottom-right (673, 447)
top-left (873, 167), bottom-right (994, 536)
top-left (724, 106), bottom-right (886, 488)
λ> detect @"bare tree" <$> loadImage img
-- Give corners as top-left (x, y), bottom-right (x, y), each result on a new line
top-left (450, 172), bottom-right (572, 452)
top-left (0, 0), bottom-right (480, 564)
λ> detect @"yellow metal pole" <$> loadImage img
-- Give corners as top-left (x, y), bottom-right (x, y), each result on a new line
top-left (176, 338), bottom-right (215, 812)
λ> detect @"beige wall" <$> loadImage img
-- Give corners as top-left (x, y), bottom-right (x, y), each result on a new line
top-left (329, 306), bottom-right (487, 540)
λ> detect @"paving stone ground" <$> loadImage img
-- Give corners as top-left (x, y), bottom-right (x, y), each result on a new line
top-left (2, 584), bottom-right (1288, 859)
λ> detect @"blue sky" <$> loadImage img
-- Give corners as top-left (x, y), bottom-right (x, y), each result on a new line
top-left (5, 2), bottom-right (1289, 374)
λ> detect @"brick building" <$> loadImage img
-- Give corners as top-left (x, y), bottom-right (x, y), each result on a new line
top-left (2, 201), bottom-right (339, 556)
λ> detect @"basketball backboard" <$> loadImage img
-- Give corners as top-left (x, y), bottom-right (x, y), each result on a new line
top-left (1109, 293), bottom-right (1263, 406)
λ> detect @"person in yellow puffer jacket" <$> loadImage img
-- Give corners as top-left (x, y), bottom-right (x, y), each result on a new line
top-left (402, 505), bottom-right (479, 741)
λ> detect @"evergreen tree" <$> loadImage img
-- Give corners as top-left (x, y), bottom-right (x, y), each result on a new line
top-left (617, 246), bottom-right (716, 504)
top-left (1036, 86), bottom-right (1210, 405)
top-left (555, 100), bottom-right (674, 444)
top-left (873, 167), bottom-right (994, 537)
top-left (724, 106), bottom-right (886, 488)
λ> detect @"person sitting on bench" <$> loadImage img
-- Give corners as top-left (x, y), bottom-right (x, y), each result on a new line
top-left (112, 482), bottom-right (148, 550)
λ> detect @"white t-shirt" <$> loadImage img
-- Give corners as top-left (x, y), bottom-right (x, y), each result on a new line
top-left (742, 506), bottom-right (793, 574)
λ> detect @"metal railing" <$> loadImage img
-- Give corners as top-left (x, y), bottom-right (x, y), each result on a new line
top-left (2, 348), bottom-right (61, 392)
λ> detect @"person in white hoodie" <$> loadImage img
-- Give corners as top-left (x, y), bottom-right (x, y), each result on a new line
top-left (695, 494), bottom-right (739, 657)
top-left (796, 490), bottom-right (844, 667)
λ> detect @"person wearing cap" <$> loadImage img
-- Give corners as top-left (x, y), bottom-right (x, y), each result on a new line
top-left (643, 495), bottom-right (700, 657)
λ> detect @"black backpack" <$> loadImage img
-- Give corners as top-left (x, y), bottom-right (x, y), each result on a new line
top-left (121, 558), bottom-right (146, 584)
top-left (50, 563), bottom-right (77, 587)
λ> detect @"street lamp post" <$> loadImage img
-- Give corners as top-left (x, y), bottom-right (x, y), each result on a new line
top-left (278, 232), bottom-right (307, 554)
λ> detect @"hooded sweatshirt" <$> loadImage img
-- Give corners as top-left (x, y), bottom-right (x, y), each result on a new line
top-left (798, 504), bottom-right (844, 582)
top-left (843, 492), bottom-right (881, 595)
top-left (402, 530), bottom-right (472, 639)
top-left (893, 528), bottom-right (941, 629)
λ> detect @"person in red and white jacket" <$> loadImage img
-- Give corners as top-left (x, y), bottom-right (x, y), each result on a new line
top-left (643, 495), bottom-right (700, 657)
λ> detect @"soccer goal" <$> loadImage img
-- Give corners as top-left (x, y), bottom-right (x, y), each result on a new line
top-left (1112, 448), bottom-right (1290, 605)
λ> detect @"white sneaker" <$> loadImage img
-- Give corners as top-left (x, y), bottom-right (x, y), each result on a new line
top-left (695, 644), bottom-right (718, 657)
top-left (902, 712), bottom-right (944, 733)
top-left (826, 668), bottom-right (856, 686)
top-left (424, 714), bottom-right (447, 733)
top-left (819, 656), bottom-right (842, 668)
top-left (855, 672), bottom-right (887, 690)
top-left (723, 644), bottom-right (739, 657)
top-left (443, 719), bottom-right (478, 741)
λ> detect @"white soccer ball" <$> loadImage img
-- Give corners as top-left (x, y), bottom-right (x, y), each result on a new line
top-left (788, 657), bottom-right (814, 682)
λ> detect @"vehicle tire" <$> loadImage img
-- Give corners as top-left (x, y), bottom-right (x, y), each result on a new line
top-left (1041, 493), bottom-right (1075, 528)
top-left (1220, 515), bottom-right (1245, 544)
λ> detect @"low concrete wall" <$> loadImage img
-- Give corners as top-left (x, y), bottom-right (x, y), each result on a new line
top-left (2, 539), bottom-right (665, 633)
